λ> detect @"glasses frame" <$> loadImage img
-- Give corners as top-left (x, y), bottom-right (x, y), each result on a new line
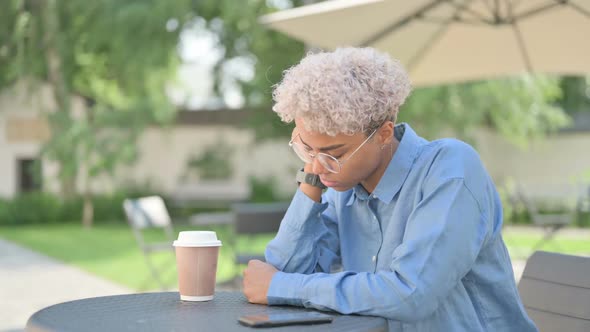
top-left (288, 128), bottom-right (379, 174)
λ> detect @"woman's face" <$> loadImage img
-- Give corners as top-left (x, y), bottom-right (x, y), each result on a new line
top-left (293, 118), bottom-right (393, 192)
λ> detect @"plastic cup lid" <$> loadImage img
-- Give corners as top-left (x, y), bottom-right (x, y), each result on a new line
top-left (173, 231), bottom-right (222, 247)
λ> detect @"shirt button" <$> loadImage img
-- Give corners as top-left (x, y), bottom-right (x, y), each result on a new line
top-left (372, 256), bottom-right (376, 262)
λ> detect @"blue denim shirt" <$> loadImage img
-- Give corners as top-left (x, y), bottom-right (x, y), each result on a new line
top-left (265, 123), bottom-right (537, 331)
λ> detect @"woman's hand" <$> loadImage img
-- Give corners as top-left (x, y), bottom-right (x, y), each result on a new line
top-left (242, 260), bottom-right (278, 305)
top-left (292, 126), bottom-right (323, 202)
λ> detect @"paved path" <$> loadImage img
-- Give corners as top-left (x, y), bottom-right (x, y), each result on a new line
top-left (0, 239), bottom-right (131, 332)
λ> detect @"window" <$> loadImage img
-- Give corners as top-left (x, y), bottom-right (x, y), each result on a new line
top-left (17, 159), bottom-right (42, 193)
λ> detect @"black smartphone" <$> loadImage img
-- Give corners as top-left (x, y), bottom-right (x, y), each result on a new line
top-left (238, 311), bottom-right (334, 328)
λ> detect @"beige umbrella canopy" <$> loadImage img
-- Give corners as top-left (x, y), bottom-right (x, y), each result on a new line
top-left (260, 0), bottom-right (590, 86)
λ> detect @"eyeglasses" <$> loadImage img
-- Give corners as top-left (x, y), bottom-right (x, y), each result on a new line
top-left (288, 128), bottom-right (378, 174)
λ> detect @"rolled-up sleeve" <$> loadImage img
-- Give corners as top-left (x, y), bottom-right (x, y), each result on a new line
top-left (267, 178), bottom-right (489, 322)
top-left (265, 188), bottom-right (341, 276)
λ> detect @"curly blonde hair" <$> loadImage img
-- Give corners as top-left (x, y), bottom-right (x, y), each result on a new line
top-left (272, 47), bottom-right (412, 136)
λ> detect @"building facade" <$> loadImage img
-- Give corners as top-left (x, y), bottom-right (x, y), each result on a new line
top-left (1, 82), bottom-right (589, 202)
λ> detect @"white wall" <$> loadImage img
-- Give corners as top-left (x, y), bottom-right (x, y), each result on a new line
top-left (0, 81), bottom-right (88, 198)
top-left (1, 81), bottom-right (589, 200)
top-left (0, 82), bottom-right (47, 198)
top-left (118, 125), bottom-right (590, 201)
top-left (474, 128), bottom-right (590, 199)
top-left (112, 125), bottom-right (300, 198)
top-left (0, 124), bottom-right (41, 198)
top-left (0, 81), bottom-right (301, 199)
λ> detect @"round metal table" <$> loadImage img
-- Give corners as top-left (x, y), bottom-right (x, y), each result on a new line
top-left (26, 291), bottom-right (388, 331)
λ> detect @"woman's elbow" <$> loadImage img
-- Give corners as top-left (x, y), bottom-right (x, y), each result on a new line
top-left (383, 293), bottom-right (440, 322)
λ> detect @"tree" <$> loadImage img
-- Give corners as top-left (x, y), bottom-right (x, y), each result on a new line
top-left (398, 75), bottom-right (570, 148)
top-left (0, 0), bottom-right (305, 227)
top-left (557, 76), bottom-right (590, 114)
top-left (175, 0), bottom-right (306, 139)
top-left (1, 0), bottom-right (576, 227)
top-left (1, 0), bottom-right (194, 227)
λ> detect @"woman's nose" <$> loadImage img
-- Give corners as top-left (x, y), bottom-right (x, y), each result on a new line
top-left (312, 157), bottom-right (328, 174)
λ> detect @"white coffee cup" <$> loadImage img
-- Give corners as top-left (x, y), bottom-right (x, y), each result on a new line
top-left (173, 231), bottom-right (222, 247)
top-left (173, 231), bottom-right (222, 301)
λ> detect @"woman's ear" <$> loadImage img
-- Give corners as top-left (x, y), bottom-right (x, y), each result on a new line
top-left (378, 121), bottom-right (395, 145)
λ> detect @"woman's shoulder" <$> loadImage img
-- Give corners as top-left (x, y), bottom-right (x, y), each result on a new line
top-left (416, 137), bottom-right (489, 187)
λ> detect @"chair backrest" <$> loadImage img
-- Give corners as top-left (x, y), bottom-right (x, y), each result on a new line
top-left (515, 184), bottom-right (574, 226)
top-left (171, 181), bottom-right (251, 208)
top-left (123, 196), bottom-right (172, 230)
top-left (232, 202), bottom-right (289, 235)
top-left (518, 251), bottom-right (590, 332)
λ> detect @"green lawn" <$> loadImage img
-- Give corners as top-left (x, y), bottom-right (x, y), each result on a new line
top-left (502, 229), bottom-right (590, 259)
top-left (0, 223), bottom-right (273, 291)
top-left (1, 223), bottom-right (588, 291)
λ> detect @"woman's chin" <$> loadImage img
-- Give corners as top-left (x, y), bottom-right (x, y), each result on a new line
top-left (327, 183), bottom-right (352, 192)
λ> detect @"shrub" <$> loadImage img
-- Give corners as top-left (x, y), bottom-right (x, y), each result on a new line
top-left (0, 192), bottom-right (62, 225)
top-left (248, 176), bottom-right (280, 203)
top-left (0, 184), bottom-right (168, 226)
top-left (92, 192), bottom-right (129, 223)
top-left (59, 196), bottom-right (83, 222)
top-left (576, 212), bottom-right (590, 227)
top-left (0, 198), bottom-right (10, 225)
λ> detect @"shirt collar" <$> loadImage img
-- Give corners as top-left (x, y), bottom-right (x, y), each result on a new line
top-left (346, 123), bottom-right (423, 206)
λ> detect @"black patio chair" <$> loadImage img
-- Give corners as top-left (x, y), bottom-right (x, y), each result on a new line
top-left (515, 186), bottom-right (574, 250)
top-left (217, 202), bottom-right (288, 290)
top-left (232, 202), bottom-right (289, 265)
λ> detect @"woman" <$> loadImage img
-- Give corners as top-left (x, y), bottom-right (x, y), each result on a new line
top-left (242, 47), bottom-right (537, 331)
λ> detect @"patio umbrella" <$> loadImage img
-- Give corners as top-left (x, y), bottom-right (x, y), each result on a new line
top-left (260, 0), bottom-right (590, 86)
